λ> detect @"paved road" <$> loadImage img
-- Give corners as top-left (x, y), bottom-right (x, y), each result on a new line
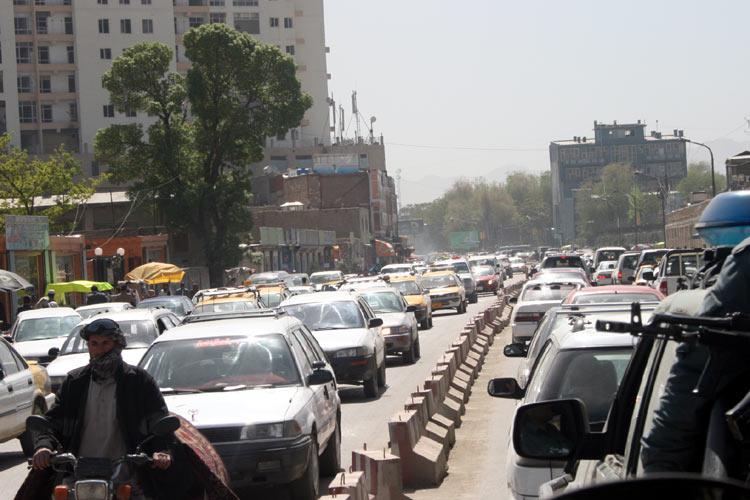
top-left (0, 278), bottom-right (520, 499)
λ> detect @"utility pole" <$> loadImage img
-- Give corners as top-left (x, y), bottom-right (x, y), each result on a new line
top-left (339, 105), bottom-right (345, 143)
top-left (396, 168), bottom-right (402, 212)
top-left (330, 94), bottom-right (336, 143)
top-left (682, 138), bottom-right (716, 197)
top-left (352, 91), bottom-right (361, 142)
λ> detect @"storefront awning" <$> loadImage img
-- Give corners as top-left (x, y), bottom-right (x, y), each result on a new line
top-left (375, 239), bottom-right (396, 257)
top-left (125, 262), bottom-right (185, 284)
top-left (45, 281), bottom-right (114, 295)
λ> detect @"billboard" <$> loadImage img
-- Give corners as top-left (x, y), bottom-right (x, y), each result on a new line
top-left (4, 215), bottom-right (49, 251)
top-left (449, 231), bottom-right (480, 251)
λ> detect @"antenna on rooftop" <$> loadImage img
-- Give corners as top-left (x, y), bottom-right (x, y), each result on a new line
top-left (352, 91), bottom-right (361, 142)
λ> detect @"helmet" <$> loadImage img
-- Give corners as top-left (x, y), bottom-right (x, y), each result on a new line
top-left (695, 191), bottom-right (750, 247)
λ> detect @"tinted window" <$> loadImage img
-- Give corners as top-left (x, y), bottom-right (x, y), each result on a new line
top-left (60, 320), bottom-right (158, 354)
top-left (597, 250), bottom-right (625, 263)
top-left (621, 254), bottom-right (639, 270)
top-left (362, 291), bottom-right (405, 313)
top-left (542, 256), bottom-right (584, 269)
top-left (15, 315), bottom-right (81, 342)
top-left (522, 284), bottom-right (578, 301)
top-left (391, 281), bottom-right (421, 295)
top-left (282, 301), bottom-right (365, 330)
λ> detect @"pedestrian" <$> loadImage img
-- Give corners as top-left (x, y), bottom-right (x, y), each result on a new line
top-left (188, 284), bottom-right (199, 299)
top-left (111, 284), bottom-right (137, 307)
top-left (47, 290), bottom-right (58, 308)
top-left (85, 285), bottom-right (109, 305)
top-left (158, 284), bottom-right (170, 296)
top-left (147, 288), bottom-right (157, 298)
top-left (16, 295), bottom-right (32, 315)
top-left (176, 282), bottom-right (187, 296)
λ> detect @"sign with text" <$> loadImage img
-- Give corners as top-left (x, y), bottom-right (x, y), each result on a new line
top-left (4, 215), bottom-right (50, 251)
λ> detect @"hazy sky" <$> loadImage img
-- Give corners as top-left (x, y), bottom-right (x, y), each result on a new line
top-left (324, 0), bottom-right (750, 204)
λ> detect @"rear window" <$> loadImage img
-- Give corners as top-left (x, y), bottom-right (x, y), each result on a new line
top-left (596, 250), bottom-right (625, 263)
top-left (572, 293), bottom-right (660, 305)
top-left (522, 284), bottom-right (578, 301)
top-left (621, 254), bottom-right (638, 270)
top-left (542, 256), bottom-right (584, 269)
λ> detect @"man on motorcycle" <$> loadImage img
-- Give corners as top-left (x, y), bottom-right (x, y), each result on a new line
top-left (31, 318), bottom-right (174, 494)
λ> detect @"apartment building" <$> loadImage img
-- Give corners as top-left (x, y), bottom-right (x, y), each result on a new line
top-left (0, 0), bottom-right (331, 176)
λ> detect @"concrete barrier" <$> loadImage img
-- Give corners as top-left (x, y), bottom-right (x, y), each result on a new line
top-left (425, 374), bottom-right (463, 427)
top-left (351, 449), bottom-right (404, 500)
top-left (404, 394), bottom-right (456, 450)
top-left (388, 410), bottom-right (448, 487)
top-left (329, 470), bottom-right (368, 500)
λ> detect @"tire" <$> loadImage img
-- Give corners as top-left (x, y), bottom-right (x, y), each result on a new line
top-left (458, 301), bottom-right (467, 314)
top-left (290, 437), bottom-right (319, 500)
top-left (377, 360), bottom-right (386, 387)
top-left (403, 337), bottom-right (418, 364)
top-left (419, 317), bottom-right (429, 330)
top-left (19, 400), bottom-right (45, 457)
top-left (413, 336), bottom-right (421, 359)
top-left (319, 419), bottom-right (341, 477)
top-left (363, 368), bottom-right (379, 398)
top-left (469, 293), bottom-right (478, 304)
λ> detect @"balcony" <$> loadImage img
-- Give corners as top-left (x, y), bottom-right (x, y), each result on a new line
top-left (20, 120), bottom-right (78, 131)
top-left (15, 33), bottom-right (74, 43)
top-left (13, 3), bottom-right (72, 13)
top-left (173, 1), bottom-right (209, 14)
top-left (17, 63), bottom-right (76, 72)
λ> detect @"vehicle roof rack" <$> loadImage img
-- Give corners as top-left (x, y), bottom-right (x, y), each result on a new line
top-left (182, 308), bottom-right (287, 324)
top-left (193, 286), bottom-right (258, 301)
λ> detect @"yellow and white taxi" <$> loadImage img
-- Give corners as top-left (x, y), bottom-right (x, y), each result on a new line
top-left (388, 273), bottom-right (433, 329)
top-left (420, 270), bottom-right (467, 315)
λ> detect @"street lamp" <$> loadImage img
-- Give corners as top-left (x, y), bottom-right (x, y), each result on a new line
top-left (682, 138), bottom-right (716, 197)
top-left (94, 247), bottom-right (103, 257)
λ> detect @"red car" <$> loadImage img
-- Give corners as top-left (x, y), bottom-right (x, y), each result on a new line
top-left (562, 285), bottom-right (664, 305)
top-left (471, 265), bottom-right (503, 294)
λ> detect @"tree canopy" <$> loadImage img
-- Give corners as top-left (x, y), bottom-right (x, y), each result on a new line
top-left (95, 24), bottom-right (312, 284)
top-left (677, 162), bottom-right (726, 198)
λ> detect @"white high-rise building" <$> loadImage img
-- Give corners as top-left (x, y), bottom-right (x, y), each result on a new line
top-left (0, 0), bottom-right (331, 176)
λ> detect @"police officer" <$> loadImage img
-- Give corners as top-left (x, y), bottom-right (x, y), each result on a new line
top-left (642, 192), bottom-right (750, 474)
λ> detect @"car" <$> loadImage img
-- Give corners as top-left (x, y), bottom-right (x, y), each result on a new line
top-left (309, 271), bottom-right (345, 291)
top-left (592, 260), bottom-right (618, 285)
top-left (420, 270), bottom-right (468, 314)
top-left (257, 283), bottom-right (293, 308)
top-left (136, 295), bottom-right (195, 319)
top-left (508, 257), bottom-right (528, 275)
top-left (45, 308), bottom-right (181, 393)
top-left (338, 276), bottom-right (391, 292)
top-left (75, 302), bottom-right (134, 319)
top-left (471, 265), bottom-right (504, 294)
top-left (509, 280), bottom-right (581, 343)
top-left (7, 308), bottom-right (82, 365)
top-left (592, 247), bottom-right (627, 273)
top-left (0, 337), bottom-right (56, 456)
top-left (388, 274), bottom-right (433, 330)
top-left (488, 318), bottom-right (637, 500)
top-left (468, 255), bottom-right (498, 273)
top-left (535, 268), bottom-right (591, 287)
top-left (289, 273), bottom-right (310, 286)
top-left (634, 248), bottom-right (670, 274)
top-left (562, 285), bottom-right (664, 305)
top-left (613, 251), bottom-right (640, 284)
top-left (139, 310), bottom-right (341, 497)
top-left (539, 254), bottom-right (587, 272)
top-left (192, 286), bottom-right (262, 315)
top-left (357, 287), bottom-right (420, 364)
top-left (434, 259), bottom-right (478, 304)
top-left (634, 265), bottom-right (656, 286)
top-left (651, 248), bottom-right (703, 296)
top-left (245, 270), bottom-right (292, 286)
top-left (289, 285), bottom-right (315, 296)
top-left (280, 292), bottom-right (386, 398)
top-left (380, 263), bottom-right (416, 275)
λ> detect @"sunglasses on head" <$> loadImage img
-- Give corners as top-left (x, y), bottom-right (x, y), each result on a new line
top-left (84, 318), bottom-right (120, 335)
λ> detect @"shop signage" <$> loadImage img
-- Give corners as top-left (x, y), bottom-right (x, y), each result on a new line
top-left (4, 215), bottom-right (50, 251)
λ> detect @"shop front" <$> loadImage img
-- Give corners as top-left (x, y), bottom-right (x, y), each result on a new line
top-left (85, 234), bottom-right (170, 283)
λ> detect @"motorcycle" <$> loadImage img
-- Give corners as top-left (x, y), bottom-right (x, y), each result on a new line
top-left (26, 414), bottom-right (180, 500)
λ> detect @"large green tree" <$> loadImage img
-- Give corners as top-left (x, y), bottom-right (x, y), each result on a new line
top-left (677, 162), bottom-right (726, 198)
top-left (95, 24), bottom-right (312, 284)
top-left (0, 133), bottom-right (99, 232)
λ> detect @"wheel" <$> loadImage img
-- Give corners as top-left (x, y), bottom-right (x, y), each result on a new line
top-left (377, 360), bottom-right (386, 387)
top-left (413, 336), bottom-right (421, 359)
top-left (469, 293), bottom-right (478, 304)
top-left (363, 369), bottom-right (379, 398)
top-left (428, 314), bottom-right (434, 328)
top-left (419, 316), bottom-right (429, 330)
top-left (19, 400), bottom-right (45, 457)
top-left (403, 337), bottom-right (418, 364)
top-left (458, 301), bottom-right (467, 314)
top-left (290, 436), bottom-right (319, 500)
top-left (319, 418), bottom-right (341, 476)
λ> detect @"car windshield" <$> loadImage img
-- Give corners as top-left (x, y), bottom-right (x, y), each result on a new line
top-left (15, 315), bottom-right (81, 342)
top-left (141, 334), bottom-right (300, 392)
top-left (542, 256), bottom-right (583, 268)
top-left (472, 266), bottom-right (496, 277)
top-left (289, 275), bottom-right (308, 286)
top-left (249, 273), bottom-right (283, 284)
top-left (60, 320), bottom-right (158, 355)
top-left (78, 306), bottom-right (120, 320)
top-left (422, 275), bottom-right (455, 289)
top-left (391, 281), bottom-right (421, 295)
top-left (470, 258), bottom-right (495, 267)
top-left (362, 291), bottom-right (404, 313)
top-left (259, 291), bottom-right (284, 308)
top-left (572, 293), bottom-right (660, 305)
top-left (137, 299), bottom-right (188, 316)
top-left (509, 257), bottom-right (524, 264)
top-left (450, 262), bottom-right (470, 273)
top-left (310, 272), bottom-right (342, 284)
top-left (522, 284), bottom-right (578, 301)
top-left (381, 266), bottom-right (411, 274)
top-left (193, 301), bottom-right (259, 314)
top-left (282, 301), bottom-right (365, 330)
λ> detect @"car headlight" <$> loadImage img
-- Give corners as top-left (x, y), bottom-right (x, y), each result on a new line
top-left (75, 480), bottom-right (108, 500)
top-left (240, 421), bottom-right (302, 440)
top-left (334, 347), bottom-right (370, 358)
top-left (382, 325), bottom-right (411, 335)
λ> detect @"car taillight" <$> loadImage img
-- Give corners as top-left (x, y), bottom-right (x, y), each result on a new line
top-left (617, 271), bottom-right (623, 282)
top-left (659, 280), bottom-right (668, 295)
top-left (597, 274), bottom-right (607, 281)
top-left (515, 312), bottom-right (544, 323)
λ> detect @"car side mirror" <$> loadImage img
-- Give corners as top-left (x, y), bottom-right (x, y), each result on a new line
top-left (406, 305), bottom-right (417, 313)
top-left (503, 343), bottom-right (526, 358)
top-left (308, 369), bottom-right (335, 386)
top-left (512, 399), bottom-right (590, 461)
top-left (48, 347), bottom-right (60, 361)
top-left (369, 318), bottom-right (384, 328)
top-left (487, 377), bottom-right (524, 399)
top-left (508, 297), bottom-right (518, 305)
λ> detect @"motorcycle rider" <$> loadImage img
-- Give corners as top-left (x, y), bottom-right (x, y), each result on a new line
top-left (31, 318), bottom-right (175, 497)
top-left (642, 191), bottom-right (750, 474)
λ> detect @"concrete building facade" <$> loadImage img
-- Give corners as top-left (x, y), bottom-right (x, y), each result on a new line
top-left (550, 121), bottom-right (687, 243)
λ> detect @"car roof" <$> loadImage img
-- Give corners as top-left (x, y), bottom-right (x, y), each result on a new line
top-left (152, 315), bottom-right (303, 343)
top-left (280, 290), bottom-right (356, 305)
top-left (555, 327), bottom-right (636, 350)
top-left (77, 309), bottom-right (163, 325)
top-left (76, 302), bottom-right (132, 311)
top-left (570, 285), bottom-right (662, 295)
top-left (423, 270), bottom-right (455, 276)
top-left (596, 247), bottom-right (627, 252)
top-left (139, 296), bottom-right (187, 303)
top-left (356, 287), bottom-right (400, 295)
top-left (388, 273), bottom-right (418, 282)
top-left (17, 307), bottom-right (80, 319)
top-left (310, 270), bottom-right (343, 276)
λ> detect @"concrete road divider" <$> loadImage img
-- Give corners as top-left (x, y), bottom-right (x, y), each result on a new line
top-left (404, 393), bottom-right (456, 450)
top-left (388, 410), bottom-right (448, 487)
top-left (329, 470), bottom-right (368, 500)
top-left (351, 448), bottom-right (404, 500)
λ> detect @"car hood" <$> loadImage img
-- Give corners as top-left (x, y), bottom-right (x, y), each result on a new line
top-left (376, 312), bottom-right (411, 327)
top-left (14, 337), bottom-right (68, 358)
top-left (164, 386), bottom-right (301, 427)
top-left (46, 349), bottom-right (147, 378)
top-left (403, 295), bottom-right (427, 307)
top-left (428, 287), bottom-right (461, 296)
top-left (475, 275), bottom-right (497, 282)
top-left (311, 328), bottom-right (372, 352)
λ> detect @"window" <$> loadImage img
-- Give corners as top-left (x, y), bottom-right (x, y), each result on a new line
top-left (125, 108), bottom-right (136, 117)
top-left (100, 48), bottom-right (112, 59)
top-left (39, 76), bottom-right (51, 93)
top-left (209, 13), bottom-right (225, 24)
top-left (234, 12), bottom-right (260, 34)
top-left (0, 343), bottom-right (21, 377)
top-left (15, 16), bottom-right (32, 35)
top-left (69, 102), bottom-right (78, 122)
top-left (142, 19), bottom-right (153, 33)
top-left (98, 19), bottom-right (110, 33)
top-left (188, 17), bottom-right (204, 28)
top-left (91, 160), bottom-right (100, 176)
top-left (120, 19), bottom-right (131, 33)
top-left (67, 74), bottom-right (76, 92)
top-left (174, 45), bottom-right (179, 62)
top-left (269, 17), bottom-right (279, 27)
top-left (67, 46), bottom-right (75, 63)
top-left (16, 42), bottom-right (34, 64)
top-left (103, 104), bottom-right (114, 117)
top-left (19, 101), bottom-right (36, 123)
top-left (285, 45), bottom-right (295, 55)
top-left (284, 17), bottom-right (293, 28)
top-left (17, 76), bottom-right (33, 93)
top-left (141, 0), bottom-right (151, 4)
top-left (41, 104), bottom-right (53, 123)
top-left (209, 0), bottom-right (224, 5)
top-left (64, 17), bottom-right (73, 34)
top-left (232, 0), bottom-right (257, 5)
top-left (97, 0), bottom-right (108, 4)
top-left (37, 46), bottom-right (49, 64)
top-left (0, 72), bottom-right (3, 93)
top-left (36, 13), bottom-right (49, 34)
top-left (119, 0), bottom-right (129, 3)
top-left (288, 332), bottom-right (313, 378)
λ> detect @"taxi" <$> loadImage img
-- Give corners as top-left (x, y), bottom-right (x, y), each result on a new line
top-left (388, 273), bottom-right (433, 329)
top-left (256, 282), bottom-right (293, 308)
top-left (419, 270), bottom-right (467, 315)
top-left (193, 286), bottom-right (262, 314)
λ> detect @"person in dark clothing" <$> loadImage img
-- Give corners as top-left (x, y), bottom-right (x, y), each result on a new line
top-left (111, 284), bottom-right (137, 306)
top-left (85, 285), bottom-right (110, 305)
top-left (188, 284), bottom-right (199, 299)
top-left (16, 295), bottom-right (32, 315)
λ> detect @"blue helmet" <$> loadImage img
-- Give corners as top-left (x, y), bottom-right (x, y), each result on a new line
top-left (695, 191), bottom-right (750, 246)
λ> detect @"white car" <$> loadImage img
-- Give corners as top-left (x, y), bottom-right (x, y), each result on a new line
top-left (509, 280), bottom-right (581, 343)
top-left (139, 310), bottom-right (341, 498)
top-left (357, 287), bottom-right (420, 364)
top-left (508, 257), bottom-right (528, 275)
top-left (75, 302), bottom-right (134, 319)
top-left (45, 309), bottom-right (180, 392)
top-left (592, 260), bottom-right (618, 286)
top-left (0, 337), bottom-right (56, 456)
top-left (280, 292), bottom-right (386, 398)
top-left (380, 263), bottom-right (416, 275)
top-left (9, 308), bottom-right (82, 365)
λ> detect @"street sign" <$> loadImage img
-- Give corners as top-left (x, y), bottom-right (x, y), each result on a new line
top-left (4, 215), bottom-right (50, 251)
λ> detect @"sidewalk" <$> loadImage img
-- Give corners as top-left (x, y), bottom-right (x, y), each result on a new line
top-left (409, 320), bottom-right (523, 500)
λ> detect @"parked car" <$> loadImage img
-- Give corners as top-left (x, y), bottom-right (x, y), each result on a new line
top-left (592, 247), bottom-right (627, 273)
top-left (562, 285), bottom-right (664, 305)
top-left (652, 248), bottom-right (703, 296)
top-left (45, 308), bottom-right (180, 393)
top-left (0, 337), bottom-right (56, 456)
top-left (613, 251), bottom-right (640, 284)
top-left (593, 260), bottom-right (618, 285)
top-left (140, 310), bottom-right (341, 498)
top-left (509, 280), bottom-right (581, 343)
top-left (309, 271), bottom-right (345, 291)
top-left (489, 320), bottom-right (637, 499)
top-left (388, 274), bottom-right (433, 329)
top-left (357, 287), bottom-right (420, 364)
top-left (435, 258), bottom-right (478, 303)
top-left (280, 292), bottom-right (386, 398)
top-left (136, 295), bottom-right (194, 319)
top-left (471, 265), bottom-right (504, 295)
top-left (75, 302), bottom-right (134, 319)
top-left (420, 270), bottom-right (468, 314)
top-left (8, 308), bottom-right (82, 365)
